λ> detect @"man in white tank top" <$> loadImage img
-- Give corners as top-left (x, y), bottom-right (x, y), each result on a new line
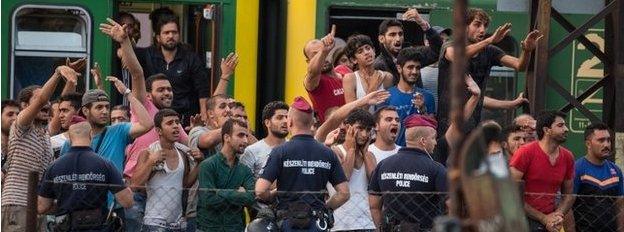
top-left (131, 109), bottom-right (203, 231)
top-left (328, 109), bottom-right (377, 231)
top-left (369, 106), bottom-right (401, 163)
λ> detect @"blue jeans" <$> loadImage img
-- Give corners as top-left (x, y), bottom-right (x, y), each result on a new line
top-left (125, 192), bottom-right (147, 232)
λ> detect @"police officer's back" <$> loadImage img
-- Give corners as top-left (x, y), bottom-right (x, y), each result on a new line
top-left (255, 97), bottom-right (349, 231)
top-left (369, 115), bottom-right (447, 231)
top-left (38, 121), bottom-right (134, 231)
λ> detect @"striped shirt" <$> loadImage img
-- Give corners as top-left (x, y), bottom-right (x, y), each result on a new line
top-left (2, 123), bottom-right (53, 206)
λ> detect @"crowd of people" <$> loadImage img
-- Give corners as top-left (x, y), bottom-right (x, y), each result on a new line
top-left (1, 6), bottom-right (622, 232)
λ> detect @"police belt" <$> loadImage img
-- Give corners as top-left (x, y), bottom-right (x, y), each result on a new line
top-left (54, 208), bottom-right (106, 231)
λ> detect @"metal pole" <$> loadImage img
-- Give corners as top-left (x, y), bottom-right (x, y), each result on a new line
top-left (26, 171), bottom-right (40, 232)
top-left (448, 0), bottom-right (468, 218)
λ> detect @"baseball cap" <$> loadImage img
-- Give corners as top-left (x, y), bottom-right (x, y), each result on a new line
top-left (432, 26), bottom-right (452, 36)
top-left (82, 89), bottom-right (110, 107)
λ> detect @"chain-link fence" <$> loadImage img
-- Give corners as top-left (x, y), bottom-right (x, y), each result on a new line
top-left (27, 179), bottom-right (624, 232)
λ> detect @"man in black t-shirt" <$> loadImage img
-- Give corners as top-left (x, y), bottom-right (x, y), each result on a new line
top-left (256, 97), bottom-right (349, 231)
top-left (436, 8), bottom-right (542, 136)
top-left (369, 115), bottom-right (447, 231)
top-left (38, 122), bottom-right (134, 231)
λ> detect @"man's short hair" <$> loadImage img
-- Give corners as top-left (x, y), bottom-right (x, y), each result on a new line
top-left (481, 121), bottom-right (503, 145)
top-left (502, 125), bottom-right (524, 140)
top-left (378, 19), bottom-right (403, 35)
top-left (584, 122), bottom-right (610, 141)
top-left (59, 93), bottom-right (84, 111)
top-left (206, 94), bottom-right (229, 110)
top-left (17, 85), bottom-right (41, 105)
top-left (535, 111), bottom-right (567, 140)
top-left (146, 73), bottom-right (169, 92)
top-left (232, 101), bottom-right (245, 110)
top-left (345, 34), bottom-right (375, 60)
top-left (221, 118), bottom-right (248, 140)
top-left (112, 105), bottom-right (130, 113)
top-left (397, 47), bottom-right (426, 66)
top-left (154, 13), bottom-right (179, 35)
top-left (344, 109), bottom-right (375, 129)
top-left (262, 101), bottom-right (289, 123)
top-left (373, 106), bottom-right (398, 123)
top-left (150, 7), bottom-right (175, 32)
top-left (1, 100), bottom-right (20, 112)
top-left (154, 108), bottom-right (179, 128)
top-left (466, 8), bottom-right (490, 27)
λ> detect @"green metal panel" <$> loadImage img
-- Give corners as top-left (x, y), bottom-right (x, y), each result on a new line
top-left (1, 0), bottom-right (114, 98)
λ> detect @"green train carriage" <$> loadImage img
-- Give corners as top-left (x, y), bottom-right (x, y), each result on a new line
top-left (0, 0), bottom-right (608, 157)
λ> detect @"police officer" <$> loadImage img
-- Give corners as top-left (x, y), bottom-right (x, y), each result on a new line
top-left (255, 97), bottom-right (350, 231)
top-left (368, 115), bottom-right (447, 231)
top-left (38, 121), bottom-right (134, 231)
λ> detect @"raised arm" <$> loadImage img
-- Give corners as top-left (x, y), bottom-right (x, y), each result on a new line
top-left (90, 62), bottom-right (105, 90)
top-left (445, 23), bottom-right (511, 62)
top-left (316, 90), bottom-right (390, 142)
top-left (100, 18), bottom-right (147, 102)
top-left (213, 52), bottom-right (239, 96)
top-left (106, 76), bottom-right (153, 138)
top-left (17, 66), bottom-right (77, 127)
top-left (304, 25), bottom-right (336, 91)
top-left (499, 30), bottom-right (542, 71)
top-left (484, 92), bottom-right (528, 110)
top-left (445, 75), bottom-right (481, 146)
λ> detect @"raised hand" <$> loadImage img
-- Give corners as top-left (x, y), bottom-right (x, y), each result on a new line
top-left (521, 30), bottom-right (543, 51)
top-left (362, 90), bottom-right (391, 106)
top-left (324, 127), bottom-right (341, 146)
top-left (100, 18), bottom-right (128, 43)
top-left (513, 92), bottom-right (529, 107)
top-left (487, 23), bottom-right (512, 44)
top-left (402, 8), bottom-right (429, 30)
top-left (90, 62), bottom-right (104, 90)
top-left (106, 76), bottom-right (128, 94)
top-left (220, 52), bottom-right (239, 77)
top-left (189, 114), bottom-right (205, 128)
top-left (465, 74), bottom-right (481, 96)
top-left (343, 125), bottom-right (357, 152)
top-left (320, 25), bottom-right (336, 52)
top-left (66, 57), bottom-right (86, 73)
top-left (56, 65), bottom-right (80, 84)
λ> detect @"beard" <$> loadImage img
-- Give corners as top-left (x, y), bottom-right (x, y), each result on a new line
top-left (401, 75), bottom-right (418, 86)
top-left (161, 42), bottom-right (177, 51)
top-left (271, 128), bottom-right (288, 139)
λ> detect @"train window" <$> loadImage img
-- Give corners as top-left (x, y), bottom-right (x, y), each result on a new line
top-left (10, 5), bottom-right (91, 98)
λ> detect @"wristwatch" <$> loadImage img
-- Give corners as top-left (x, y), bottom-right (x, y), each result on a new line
top-left (123, 88), bottom-right (131, 96)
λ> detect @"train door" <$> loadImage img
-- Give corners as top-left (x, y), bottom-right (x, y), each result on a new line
top-left (9, 5), bottom-right (92, 98)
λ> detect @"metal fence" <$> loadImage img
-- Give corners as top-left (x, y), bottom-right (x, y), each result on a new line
top-left (27, 179), bottom-right (624, 232)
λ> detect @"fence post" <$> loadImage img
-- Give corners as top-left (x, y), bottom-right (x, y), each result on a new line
top-left (26, 171), bottom-right (40, 232)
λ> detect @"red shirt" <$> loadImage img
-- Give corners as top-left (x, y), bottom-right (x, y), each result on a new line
top-left (510, 141), bottom-right (575, 214)
top-left (307, 73), bottom-right (345, 122)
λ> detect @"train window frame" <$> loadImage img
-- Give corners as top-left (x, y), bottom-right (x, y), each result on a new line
top-left (10, 4), bottom-right (92, 98)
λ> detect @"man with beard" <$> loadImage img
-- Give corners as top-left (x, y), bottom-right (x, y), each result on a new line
top-left (502, 125), bottom-right (527, 159)
top-left (190, 94), bottom-right (232, 158)
top-left (197, 118), bottom-right (255, 231)
top-left (510, 111), bottom-right (575, 232)
top-left (374, 8), bottom-right (442, 87)
top-left (50, 93), bottom-right (83, 158)
top-left (256, 97), bottom-right (350, 231)
top-left (329, 109), bottom-right (377, 231)
top-left (304, 25), bottom-right (346, 123)
top-left (135, 13), bottom-right (210, 126)
top-left (241, 101), bottom-right (289, 179)
top-left (2, 66), bottom-right (78, 231)
top-left (436, 8), bottom-right (542, 137)
top-left (369, 106), bottom-right (401, 163)
top-left (1, 100), bottom-right (20, 175)
top-left (132, 109), bottom-right (202, 231)
top-left (386, 47), bottom-right (436, 146)
top-left (571, 123), bottom-right (624, 232)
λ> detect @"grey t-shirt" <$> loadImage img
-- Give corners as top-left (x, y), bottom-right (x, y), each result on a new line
top-left (188, 126), bottom-right (220, 158)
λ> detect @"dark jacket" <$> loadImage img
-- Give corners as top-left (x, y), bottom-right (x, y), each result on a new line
top-left (374, 27), bottom-right (443, 87)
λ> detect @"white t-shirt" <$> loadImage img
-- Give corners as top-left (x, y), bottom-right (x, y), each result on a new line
top-left (240, 139), bottom-right (273, 179)
top-left (50, 133), bottom-right (68, 157)
top-left (368, 143), bottom-right (400, 164)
